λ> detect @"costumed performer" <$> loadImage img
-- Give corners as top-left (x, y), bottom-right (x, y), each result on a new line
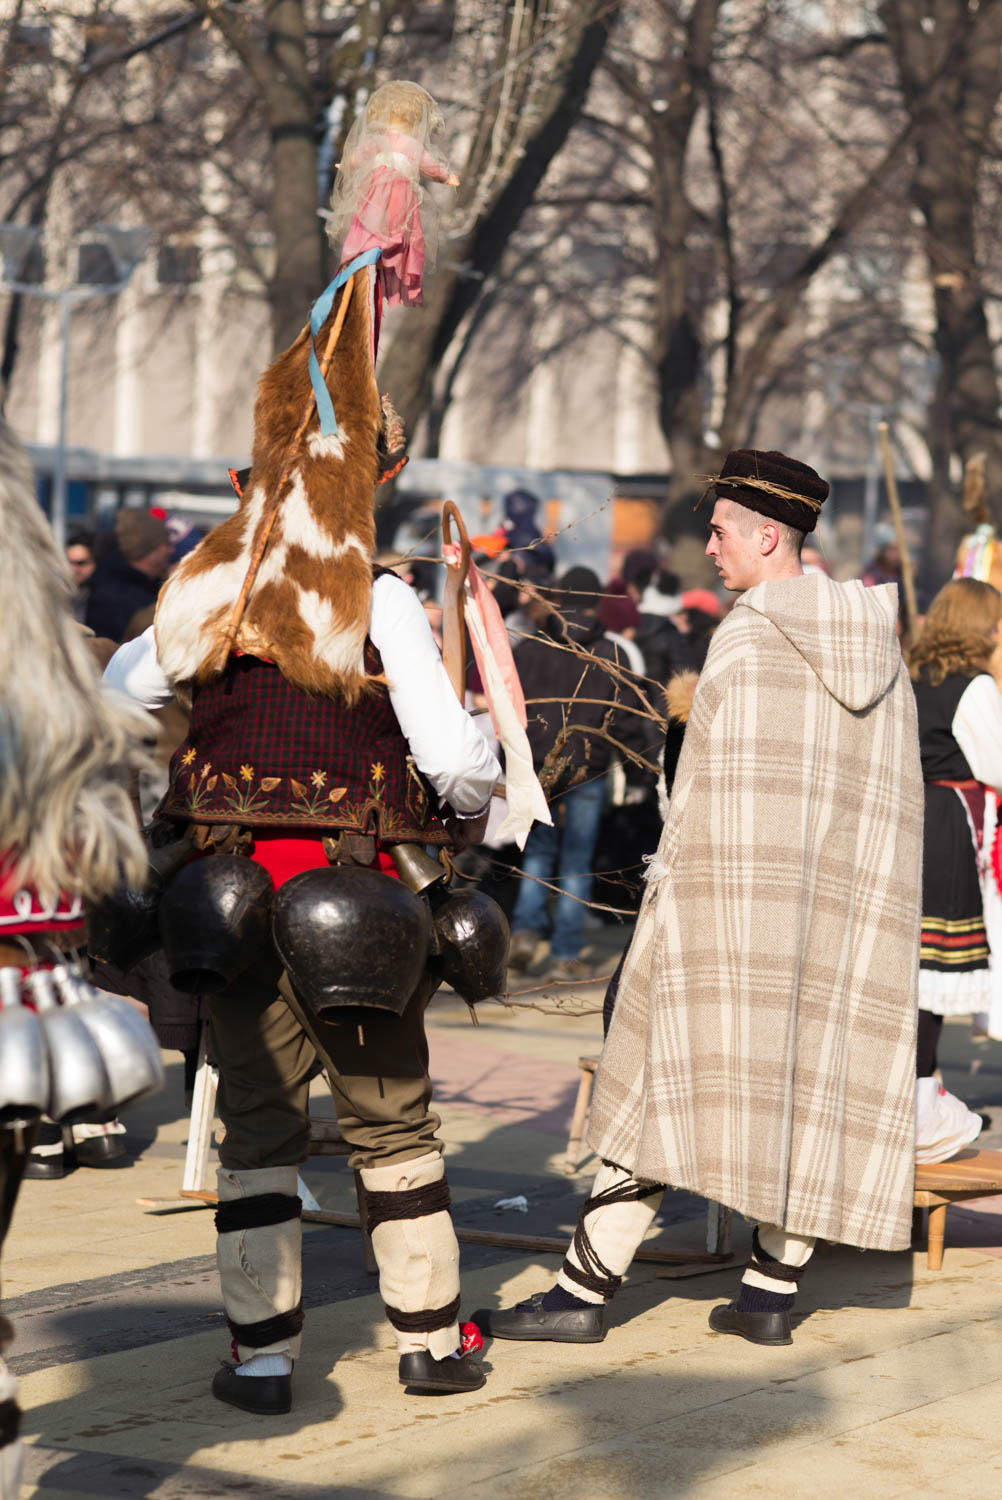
top-left (326, 80), bottom-right (458, 308)
top-left (909, 580), bottom-right (1002, 1075)
top-left (0, 416), bottom-right (150, 1495)
top-left (478, 448), bottom-right (924, 1350)
top-left (105, 252), bottom-right (501, 1416)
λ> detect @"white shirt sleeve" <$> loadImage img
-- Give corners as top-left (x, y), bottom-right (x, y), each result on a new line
top-left (370, 572), bottom-right (500, 812)
top-left (953, 673), bottom-right (1002, 791)
top-left (103, 625), bottom-right (173, 710)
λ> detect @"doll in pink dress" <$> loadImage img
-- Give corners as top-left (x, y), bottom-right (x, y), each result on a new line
top-left (327, 81), bottom-right (458, 308)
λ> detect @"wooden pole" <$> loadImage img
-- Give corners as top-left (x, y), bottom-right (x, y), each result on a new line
top-left (172, 1191), bottom-right (735, 1264)
top-left (441, 499), bottom-right (471, 701)
top-left (878, 420), bottom-right (920, 638)
top-left (211, 272), bottom-right (357, 673)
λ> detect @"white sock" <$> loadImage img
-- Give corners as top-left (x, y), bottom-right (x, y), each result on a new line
top-left (235, 1352), bottom-right (293, 1378)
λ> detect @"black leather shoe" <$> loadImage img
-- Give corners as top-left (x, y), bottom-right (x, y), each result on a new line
top-left (211, 1362), bottom-right (292, 1414)
top-left (74, 1133), bottom-right (127, 1167)
top-left (398, 1351), bottom-right (486, 1393)
top-left (475, 1291), bottom-right (606, 1343)
top-left (708, 1301), bottom-right (792, 1346)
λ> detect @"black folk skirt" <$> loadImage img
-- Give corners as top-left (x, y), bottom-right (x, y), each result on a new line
top-left (919, 782), bottom-right (991, 1016)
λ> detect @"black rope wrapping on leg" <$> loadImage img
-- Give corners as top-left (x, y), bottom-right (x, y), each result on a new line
top-left (384, 1293), bottom-right (461, 1334)
top-left (227, 1299), bottom-right (304, 1348)
top-left (215, 1193), bottom-right (302, 1235)
top-left (364, 1179), bottom-right (451, 1232)
top-left (562, 1173), bottom-right (665, 1302)
top-left (749, 1227), bottom-right (809, 1285)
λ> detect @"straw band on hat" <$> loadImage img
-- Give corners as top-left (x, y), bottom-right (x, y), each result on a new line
top-left (695, 449), bottom-right (829, 534)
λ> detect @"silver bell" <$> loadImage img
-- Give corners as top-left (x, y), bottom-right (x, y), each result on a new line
top-left (27, 969), bottom-right (112, 1124)
top-left (51, 966), bottom-right (164, 1111)
top-left (0, 967), bottom-right (49, 1125)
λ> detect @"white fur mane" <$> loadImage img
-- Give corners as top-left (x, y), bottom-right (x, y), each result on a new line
top-left (0, 420), bottom-right (152, 905)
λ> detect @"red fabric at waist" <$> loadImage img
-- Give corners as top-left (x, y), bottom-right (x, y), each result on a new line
top-left (928, 780), bottom-right (988, 844)
top-left (248, 833), bottom-right (399, 890)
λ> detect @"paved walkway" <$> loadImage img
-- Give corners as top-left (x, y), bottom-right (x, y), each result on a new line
top-left (10, 962), bottom-right (1002, 1498)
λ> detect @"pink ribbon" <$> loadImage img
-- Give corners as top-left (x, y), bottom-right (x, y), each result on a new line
top-left (442, 545), bottom-right (526, 732)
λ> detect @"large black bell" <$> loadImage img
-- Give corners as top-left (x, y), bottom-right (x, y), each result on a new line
top-left (272, 866), bottom-right (433, 1017)
top-left (87, 835), bottom-right (195, 972)
top-left (87, 882), bottom-right (163, 972)
top-left (434, 889), bottom-right (510, 1003)
top-left (158, 855), bottom-right (274, 993)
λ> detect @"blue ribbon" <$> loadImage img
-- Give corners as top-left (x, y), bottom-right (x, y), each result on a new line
top-left (307, 248), bottom-right (381, 437)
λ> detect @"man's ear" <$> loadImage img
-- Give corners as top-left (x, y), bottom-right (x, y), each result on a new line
top-left (759, 522), bottom-right (780, 556)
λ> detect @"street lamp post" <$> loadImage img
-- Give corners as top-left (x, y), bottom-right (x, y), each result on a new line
top-left (0, 224), bottom-right (150, 549)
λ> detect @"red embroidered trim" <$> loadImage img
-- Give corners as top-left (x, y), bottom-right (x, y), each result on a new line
top-left (992, 820), bottom-right (1002, 901)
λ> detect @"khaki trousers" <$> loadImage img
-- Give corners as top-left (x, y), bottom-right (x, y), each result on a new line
top-left (207, 954), bottom-right (443, 1175)
top-left (207, 956), bottom-right (460, 1359)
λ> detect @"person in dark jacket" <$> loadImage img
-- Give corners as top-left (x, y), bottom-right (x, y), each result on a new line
top-left (65, 527), bottom-right (97, 623)
top-left (624, 557), bottom-right (695, 686)
top-left (85, 509), bottom-right (172, 643)
top-left (508, 566), bottom-right (651, 980)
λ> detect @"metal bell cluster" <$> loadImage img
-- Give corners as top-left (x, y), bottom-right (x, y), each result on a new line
top-left (0, 962), bottom-right (164, 1127)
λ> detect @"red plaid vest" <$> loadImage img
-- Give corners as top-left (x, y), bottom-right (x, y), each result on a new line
top-left (158, 642), bottom-right (449, 845)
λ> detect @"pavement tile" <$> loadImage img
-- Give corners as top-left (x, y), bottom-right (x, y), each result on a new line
top-left (13, 1003), bottom-right (1002, 1496)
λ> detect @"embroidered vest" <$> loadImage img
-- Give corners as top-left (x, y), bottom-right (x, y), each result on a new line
top-left (158, 644), bottom-right (449, 845)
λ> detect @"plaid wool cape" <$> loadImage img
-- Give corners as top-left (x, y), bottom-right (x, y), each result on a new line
top-left (589, 575), bottom-right (923, 1251)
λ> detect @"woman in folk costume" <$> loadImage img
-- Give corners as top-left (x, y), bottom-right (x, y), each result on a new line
top-left (0, 417), bottom-right (150, 1494)
top-left (326, 80), bottom-right (458, 308)
top-left (909, 580), bottom-right (1002, 1081)
top-left (106, 254), bottom-right (500, 1414)
top-left (481, 449), bottom-right (924, 1351)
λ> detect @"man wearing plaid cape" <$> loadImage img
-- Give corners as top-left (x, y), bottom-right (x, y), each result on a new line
top-left (482, 448), bottom-right (923, 1349)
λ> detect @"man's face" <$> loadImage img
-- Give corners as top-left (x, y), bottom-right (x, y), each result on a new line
top-left (705, 498), bottom-right (764, 592)
top-left (66, 545), bottom-right (95, 583)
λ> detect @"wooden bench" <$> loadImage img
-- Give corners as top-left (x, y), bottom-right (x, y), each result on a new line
top-left (914, 1148), bottom-right (1002, 1270)
top-left (564, 1055), bottom-right (600, 1176)
top-left (570, 1062), bottom-right (1002, 1272)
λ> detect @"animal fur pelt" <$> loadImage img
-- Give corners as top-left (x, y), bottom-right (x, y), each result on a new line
top-left (664, 669), bottom-right (699, 726)
top-left (155, 265), bottom-right (383, 701)
top-left (0, 418), bottom-right (151, 904)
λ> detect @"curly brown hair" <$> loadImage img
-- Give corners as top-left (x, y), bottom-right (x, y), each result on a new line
top-left (908, 576), bottom-right (1002, 685)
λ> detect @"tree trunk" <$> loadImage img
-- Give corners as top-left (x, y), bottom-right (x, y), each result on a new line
top-left (379, 1), bottom-right (621, 453)
top-left (196, 0), bottom-right (325, 353)
top-left (881, 0), bottom-right (1002, 566)
top-left (648, 0), bottom-right (722, 511)
top-left (264, 1), bottom-right (325, 350)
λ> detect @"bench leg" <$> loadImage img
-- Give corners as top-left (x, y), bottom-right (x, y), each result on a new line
top-left (927, 1203), bottom-right (947, 1271)
top-left (706, 1202), bottom-right (733, 1257)
top-left (911, 1206), bottom-right (924, 1247)
top-left (181, 1039), bottom-right (218, 1195)
top-left (564, 1068), bottom-right (595, 1175)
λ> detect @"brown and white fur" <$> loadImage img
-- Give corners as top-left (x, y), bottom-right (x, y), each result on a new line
top-left (155, 266), bottom-right (383, 702)
top-left (0, 418), bottom-right (151, 905)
